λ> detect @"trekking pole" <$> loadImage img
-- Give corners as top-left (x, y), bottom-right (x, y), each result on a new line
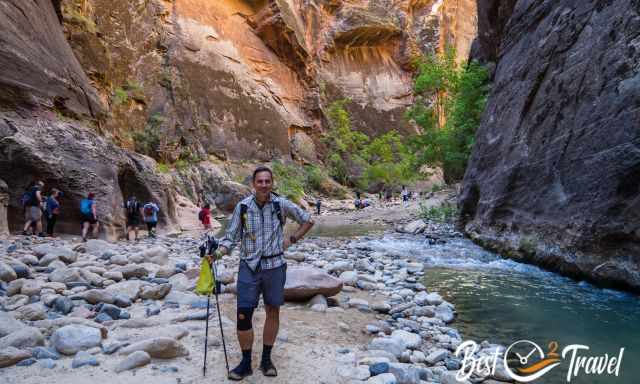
top-left (203, 292), bottom-right (211, 376)
top-left (211, 258), bottom-right (230, 375)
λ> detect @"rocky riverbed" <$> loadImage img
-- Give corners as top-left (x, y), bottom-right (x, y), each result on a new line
top-left (0, 195), bottom-right (511, 384)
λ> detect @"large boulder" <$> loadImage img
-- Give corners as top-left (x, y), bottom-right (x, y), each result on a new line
top-left (284, 266), bottom-right (342, 301)
top-left (118, 337), bottom-right (189, 358)
top-left (0, 262), bottom-right (17, 282)
top-left (0, 347), bottom-right (31, 368)
top-left (105, 280), bottom-right (146, 301)
top-left (49, 268), bottom-right (86, 284)
top-left (0, 312), bottom-right (25, 337)
top-left (32, 245), bottom-right (77, 264)
top-left (50, 325), bottom-right (102, 355)
top-left (0, 327), bottom-right (45, 349)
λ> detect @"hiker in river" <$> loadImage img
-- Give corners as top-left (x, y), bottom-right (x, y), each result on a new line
top-left (209, 165), bottom-right (314, 380)
top-left (124, 195), bottom-right (141, 241)
top-left (80, 192), bottom-right (99, 242)
top-left (22, 181), bottom-right (45, 236)
top-left (45, 189), bottom-right (62, 237)
top-left (315, 197), bottom-right (321, 215)
top-left (142, 200), bottom-right (160, 238)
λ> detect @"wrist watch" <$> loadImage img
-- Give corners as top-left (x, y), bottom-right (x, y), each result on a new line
top-left (289, 235), bottom-right (298, 244)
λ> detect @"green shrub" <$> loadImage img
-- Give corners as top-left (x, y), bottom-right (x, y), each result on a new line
top-left (66, 10), bottom-right (96, 33)
top-left (272, 160), bottom-right (305, 202)
top-left (419, 203), bottom-right (457, 223)
top-left (304, 165), bottom-right (327, 191)
top-left (431, 184), bottom-right (444, 193)
top-left (175, 159), bottom-right (189, 170)
top-left (113, 88), bottom-right (128, 105)
top-left (156, 163), bottom-right (170, 173)
top-left (132, 113), bottom-right (163, 158)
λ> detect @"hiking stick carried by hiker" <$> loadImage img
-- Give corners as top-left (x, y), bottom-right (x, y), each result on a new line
top-left (197, 233), bottom-right (229, 376)
top-left (211, 256), bottom-right (230, 376)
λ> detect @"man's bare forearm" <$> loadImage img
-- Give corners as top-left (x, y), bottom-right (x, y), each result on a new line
top-left (293, 220), bottom-right (314, 241)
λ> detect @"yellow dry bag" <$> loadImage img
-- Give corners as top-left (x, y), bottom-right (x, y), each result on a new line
top-left (195, 258), bottom-right (215, 295)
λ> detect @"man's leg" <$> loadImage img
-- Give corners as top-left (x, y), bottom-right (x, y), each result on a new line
top-left (263, 305), bottom-right (279, 346)
top-left (92, 222), bottom-right (99, 238)
top-left (259, 264), bottom-right (286, 376)
top-left (81, 222), bottom-right (88, 241)
top-left (229, 262), bottom-right (258, 380)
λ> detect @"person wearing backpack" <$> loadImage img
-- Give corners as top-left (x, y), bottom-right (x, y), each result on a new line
top-left (124, 195), bottom-right (141, 241)
top-left (199, 203), bottom-right (212, 230)
top-left (211, 166), bottom-right (314, 380)
top-left (142, 200), bottom-right (160, 238)
top-left (401, 186), bottom-right (409, 208)
top-left (22, 181), bottom-right (45, 237)
top-left (45, 189), bottom-right (62, 237)
top-left (80, 192), bottom-right (99, 242)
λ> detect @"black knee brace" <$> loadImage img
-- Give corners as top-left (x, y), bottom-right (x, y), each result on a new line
top-left (237, 307), bottom-right (254, 331)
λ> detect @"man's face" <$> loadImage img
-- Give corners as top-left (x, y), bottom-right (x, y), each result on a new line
top-left (253, 171), bottom-right (273, 197)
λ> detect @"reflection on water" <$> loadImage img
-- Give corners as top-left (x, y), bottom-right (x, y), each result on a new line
top-left (363, 236), bottom-right (640, 384)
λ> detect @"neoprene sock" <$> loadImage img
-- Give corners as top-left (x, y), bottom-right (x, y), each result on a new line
top-left (261, 345), bottom-right (273, 365)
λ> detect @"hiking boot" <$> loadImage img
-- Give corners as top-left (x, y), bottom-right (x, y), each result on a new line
top-left (259, 360), bottom-right (277, 377)
top-left (21, 230), bottom-right (29, 236)
top-left (228, 363), bottom-right (253, 381)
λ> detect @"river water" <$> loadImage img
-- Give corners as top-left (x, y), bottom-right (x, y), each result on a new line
top-left (219, 217), bottom-right (639, 383)
top-left (361, 234), bottom-right (640, 384)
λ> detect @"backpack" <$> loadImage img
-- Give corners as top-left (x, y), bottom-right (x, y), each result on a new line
top-left (198, 209), bottom-right (205, 222)
top-left (20, 192), bottom-right (31, 207)
top-left (126, 200), bottom-right (139, 216)
top-left (143, 203), bottom-right (155, 217)
top-left (80, 199), bottom-right (93, 215)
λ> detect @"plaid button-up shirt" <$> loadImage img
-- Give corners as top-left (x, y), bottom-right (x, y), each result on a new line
top-left (220, 193), bottom-right (311, 272)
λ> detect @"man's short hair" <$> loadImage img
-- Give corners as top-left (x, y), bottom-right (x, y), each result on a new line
top-left (252, 166), bottom-right (273, 182)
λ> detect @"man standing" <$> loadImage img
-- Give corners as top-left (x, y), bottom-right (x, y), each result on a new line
top-left (124, 195), bottom-right (141, 241)
top-left (142, 200), bottom-right (160, 238)
top-left (22, 181), bottom-right (45, 236)
top-left (211, 166), bottom-right (314, 380)
top-left (315, 197), bottom-right (321, 215)
top-left (80, 192), bottom-right (99, 242)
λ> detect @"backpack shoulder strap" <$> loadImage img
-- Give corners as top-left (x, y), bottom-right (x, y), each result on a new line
top-left (240, 203), bottom-right (248, 233)
top-left (272, 200), bottom-right (285, 227)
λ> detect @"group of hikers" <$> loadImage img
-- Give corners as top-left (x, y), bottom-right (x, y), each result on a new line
top-left (354, 186), bottom-right (414, 209)
top-left (20, 180), bottom-right (159, 242)
top-left (123, 195), bottom-right (160, 241)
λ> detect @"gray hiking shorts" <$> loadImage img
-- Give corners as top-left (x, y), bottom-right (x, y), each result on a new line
top-left (237, 261), bottom-right (287, 309)
top-left (28, 206), bottom-right (42, 222)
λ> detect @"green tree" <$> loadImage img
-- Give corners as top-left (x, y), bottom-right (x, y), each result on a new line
top-left (360, 131), bottom-right (416, 188)
top-left (323, 99), bottom-right (369, 185)
top-left (406, 49), bottom-right (489, 182)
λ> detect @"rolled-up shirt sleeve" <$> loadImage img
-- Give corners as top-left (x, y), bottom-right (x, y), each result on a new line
top-left (282, 198), bottom-right (311, 224)
top-left (219, 203), bottom-right (243, 250)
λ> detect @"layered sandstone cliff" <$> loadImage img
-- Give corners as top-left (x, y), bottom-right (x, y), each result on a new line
top-left (460, 0), bottom-right (640, 291)
top-left (0, 0), bottom-right (476, 236)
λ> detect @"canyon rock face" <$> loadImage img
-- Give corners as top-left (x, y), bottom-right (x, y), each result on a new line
top-left (0, 0), bottom-right (477, 234)
top-left (58, 0), bottom-right (478, 161)
top-left (0, 0), bottom-right (178, 236)
top-left (460, 0), bottom-right (640, 291)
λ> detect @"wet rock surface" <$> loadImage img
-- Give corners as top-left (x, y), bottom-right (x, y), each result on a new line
top-left (462, 0), bottom-right (640, 292)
